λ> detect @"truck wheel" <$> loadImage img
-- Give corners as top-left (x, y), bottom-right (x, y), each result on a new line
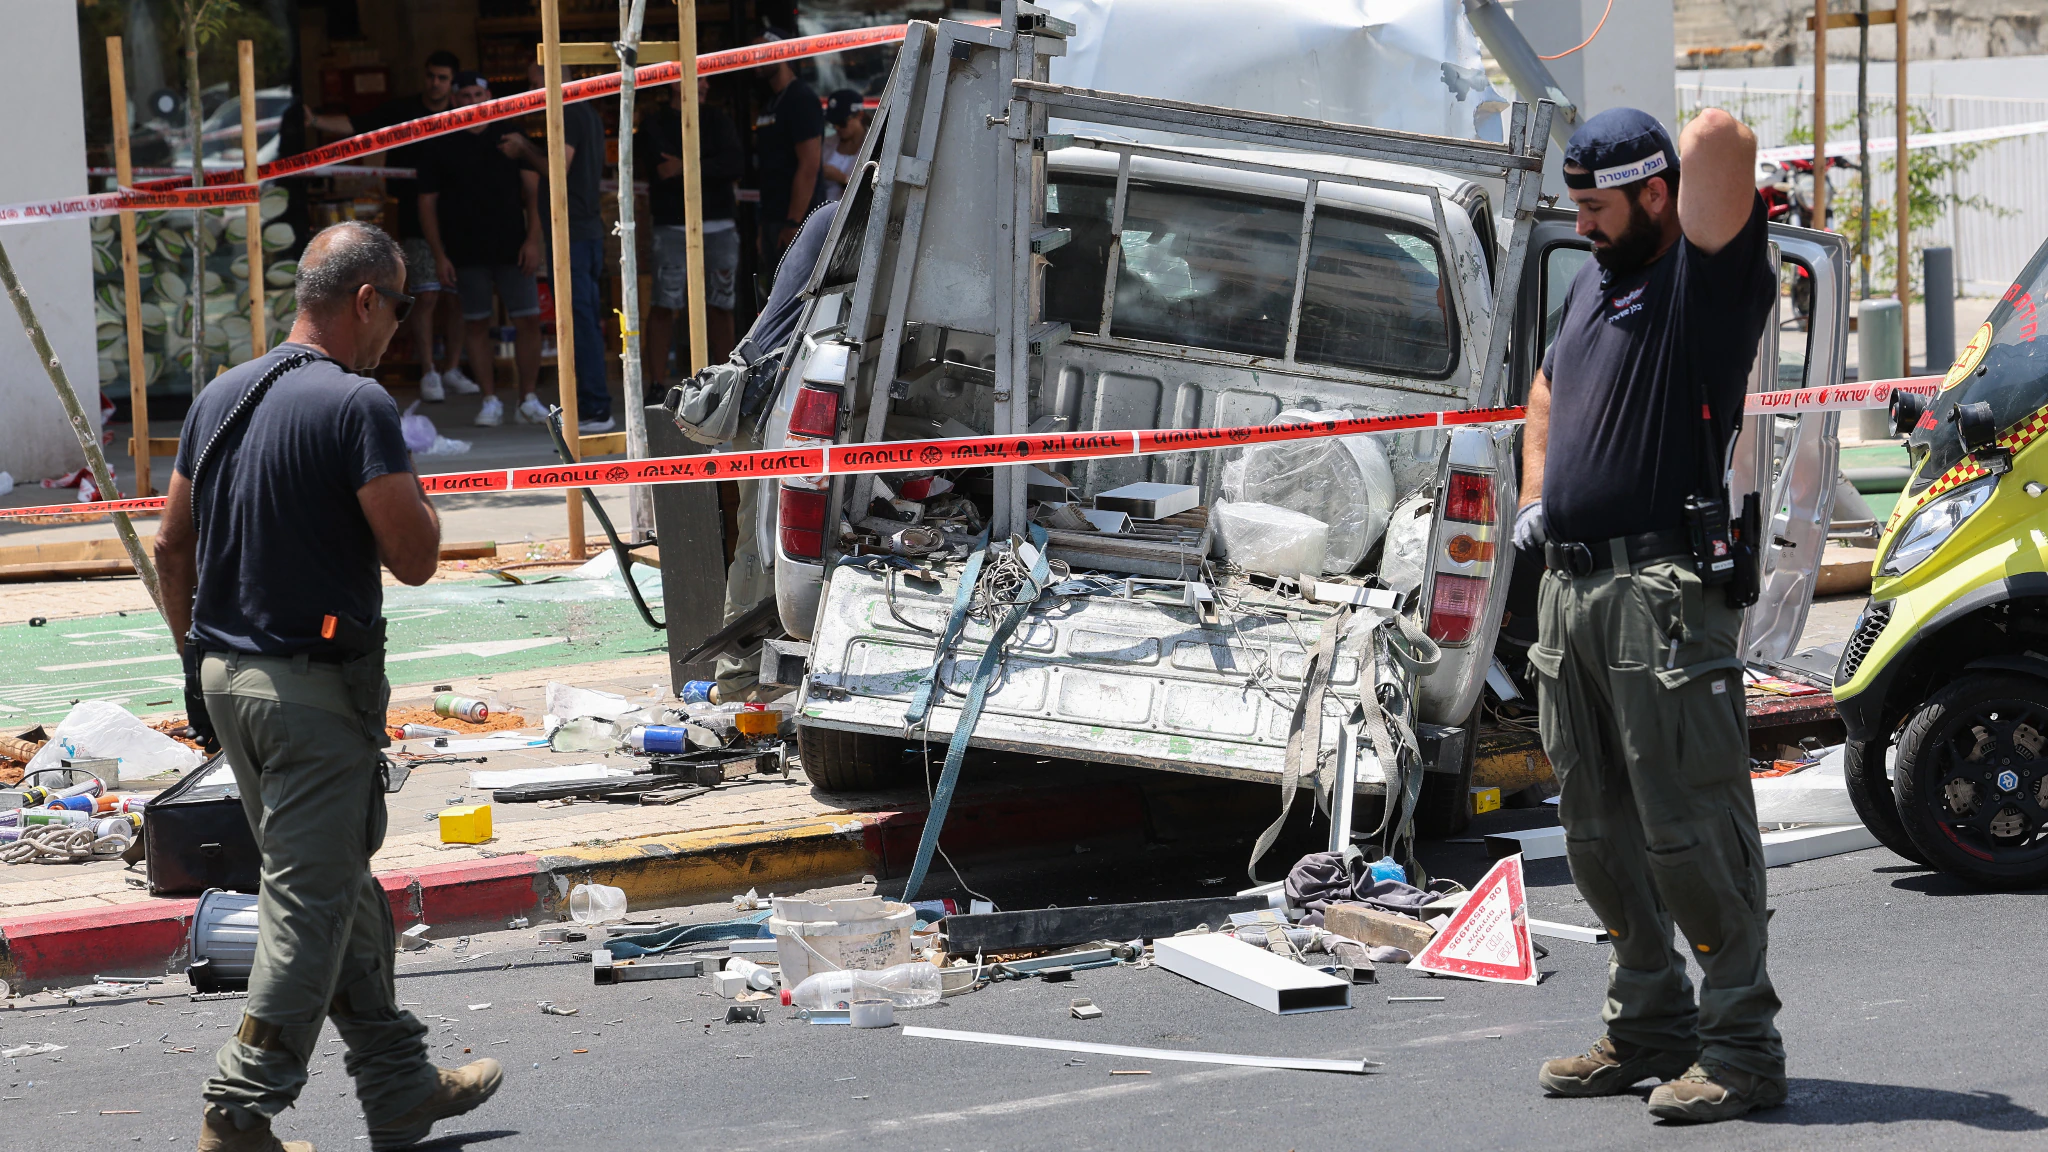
top-left (1414, 707), bottom-right (1479, 839)
top-left (1893, 674), bottom-right (2048, 888)
top-left (1842, 737), bottom-right (1927, 865)
top-left (796, 724), bottom-right (912, 792)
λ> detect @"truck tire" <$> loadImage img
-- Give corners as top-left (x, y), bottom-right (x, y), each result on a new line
top-left (1842, 736), bottom-right (1927, 866)
top-left (796, 724), bottom-right (912, 792)
top-left (1414, 707), bottom-right (1480, 839)
top-left (1893, 673), bottom-right (2048, 888)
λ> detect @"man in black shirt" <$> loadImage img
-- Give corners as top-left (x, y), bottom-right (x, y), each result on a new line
top-left (1514, 108), bottom-right (1784, 1123)
top-left (636, 79), bottom-right (744, 389)
top-left (500, 63), bottom-right (616, 432)
top-left (156, 223), bottom-right (501, 1152)
top-left (418, 73), bottom-right (546, 429)
top-left (334, 51), bottom-right (478, 403)
top-left (750, 32), bottom-right (824, 265)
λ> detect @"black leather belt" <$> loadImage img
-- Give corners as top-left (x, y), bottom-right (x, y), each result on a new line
top-left (1544, 529), bottom-right (1691, 577)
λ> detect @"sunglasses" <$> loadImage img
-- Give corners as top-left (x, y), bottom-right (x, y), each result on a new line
top-left (371, 284), bottom-right (415, 323)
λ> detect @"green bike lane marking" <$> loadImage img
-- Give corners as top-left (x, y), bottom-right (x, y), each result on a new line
top-left (0, 577), bottom-right (668, 726)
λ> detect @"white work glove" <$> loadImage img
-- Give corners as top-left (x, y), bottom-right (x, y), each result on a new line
top-left (1513, 500), bottom-right (1549, 553)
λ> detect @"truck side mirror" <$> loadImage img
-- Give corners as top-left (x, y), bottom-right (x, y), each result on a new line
top-left (1889, 390), bottom-right (1926, 439)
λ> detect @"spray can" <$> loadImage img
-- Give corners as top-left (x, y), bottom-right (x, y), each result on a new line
top-left (93, 795), bottom-right (146, 815)
top-left (434, 694), bottom-right (489, 723)
top-left (680, 680), bottom-right (721, 706)
top-left (95, 813), bottom-right (143, 839)
top-left (49, 794), bottom-right (98, 813)
top-left (723, 956), bottom-right (779, 992)
top-left (626, 725), bottom-right (691, 754)
top-left (12, 809), bottom-right (93, 828)
top-left (389, 723), bottom-right (458, 740)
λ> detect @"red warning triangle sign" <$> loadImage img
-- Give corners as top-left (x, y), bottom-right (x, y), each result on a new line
top-left (1406, 854), bottom-right (1539, 985)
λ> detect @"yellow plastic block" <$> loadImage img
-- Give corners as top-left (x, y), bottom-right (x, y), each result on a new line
top-left (438, 804), bottom-right (493, 844)
top-left (1469, 786), bottom-right (1502, 817)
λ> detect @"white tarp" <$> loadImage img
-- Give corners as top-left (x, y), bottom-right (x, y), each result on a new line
top-left (1045, 0), bottom-right (1509, 142)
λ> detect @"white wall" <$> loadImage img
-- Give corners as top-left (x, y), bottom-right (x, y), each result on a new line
top-left (0, 0), bottom-right (98, 482)
top-left (1505, 0), bottom-right (1677, 193)
top-left (1683, 54), bottom-right (2048, 101)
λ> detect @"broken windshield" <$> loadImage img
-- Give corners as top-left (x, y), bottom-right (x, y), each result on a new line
top-left (1907, 237), bottom-right (2048, 493)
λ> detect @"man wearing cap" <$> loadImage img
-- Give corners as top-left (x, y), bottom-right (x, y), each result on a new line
top-left (1514, 106), bottom-right (1785, 1122)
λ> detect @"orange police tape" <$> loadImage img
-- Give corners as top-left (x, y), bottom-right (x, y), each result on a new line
top-left (0, 183), bottom-right (260, 226)
top-left (134, 24), bottom-right (933, 194)
top-left (0, 404), bottom-right (1525, 522)
top-left (0, 376), bottom-right (1955, 522)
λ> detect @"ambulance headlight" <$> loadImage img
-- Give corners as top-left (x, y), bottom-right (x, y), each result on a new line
top-left (1879, 478), bottom-right (1994, 578)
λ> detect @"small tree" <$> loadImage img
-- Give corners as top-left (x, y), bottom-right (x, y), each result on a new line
top-left (1841, 103), bottom-right (2012, 299)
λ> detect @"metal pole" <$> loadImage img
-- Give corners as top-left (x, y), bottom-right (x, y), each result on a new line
top-left (1858, 0), bottom-right (1871, 299)
top-left (183, 9), bottom-right (207, 396)
top-left (107, 36), bottom-right (153, 499)
top-left (238, 41), bottom-right (267, 357)
top-left (1814, 0), bottom-right (1829, 229)
top-left (1460, 0), bottom-right (1577, 154)
top-left (618, 0), bottom-right (652, 541)
top-left (0, 238), bottom-right (165, 619)
top-left (678, 0), bottom-right (707, 373)
top-left (1896, 0), bottom-right (1912, 368)
top-left (541, 0), bottom-right (586, 555)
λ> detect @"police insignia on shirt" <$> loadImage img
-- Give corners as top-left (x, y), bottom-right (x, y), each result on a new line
top-left (1609, 283), bottom-right (1647, 321)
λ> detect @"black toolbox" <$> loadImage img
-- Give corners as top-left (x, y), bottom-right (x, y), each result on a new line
top-left (144, 753), bottom-right (260, 895)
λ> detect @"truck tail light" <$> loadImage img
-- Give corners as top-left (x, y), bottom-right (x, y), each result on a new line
top-left (1444, 469), bottom-right (1495, 524)
top-left (1428, 573), bottom-right (1488, 645)
top-left (778, 485), bottom-right (828, 561)
top-left (788, 384), bottom-right (842, 442)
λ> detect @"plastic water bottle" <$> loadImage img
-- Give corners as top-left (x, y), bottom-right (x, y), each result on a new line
top-left (1368, 856), bottom-right (1407, 885)
top-left (780, 963), bottom-right (943, 1010)
top-left (625, 725), bottom-right (691, 754)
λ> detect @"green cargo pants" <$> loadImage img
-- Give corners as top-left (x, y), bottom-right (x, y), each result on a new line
top-left (199, 652), bottom-right (436, 1131)
top-left (1527, 544), bottom-right (1785, 1081)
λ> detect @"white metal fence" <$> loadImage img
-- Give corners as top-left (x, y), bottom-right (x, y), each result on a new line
top-left (1676, 84), bottom-right (2048, 296)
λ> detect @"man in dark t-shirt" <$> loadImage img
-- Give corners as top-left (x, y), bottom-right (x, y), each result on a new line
top-left (345, 51), bottom-right (476, 402)
top-left (418, 73), bottom-right (546, 429)
top-left (750, 32), bottom-right (825, 266)
top-left (500, 63), bottom-right (615, 430)
top-left (156, 223), bottom-right (502, 1150)
top-left (1513, 108), bottom-right (1786, 1123)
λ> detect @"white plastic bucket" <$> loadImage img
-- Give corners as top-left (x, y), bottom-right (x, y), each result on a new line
top-left (768, 896), bottom-right (915, 986)
top-left (190, 888), bottom-right (260, 980)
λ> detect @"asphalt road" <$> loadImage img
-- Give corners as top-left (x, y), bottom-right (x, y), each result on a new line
top-left (5, 819), bottom-right (2045, 1151)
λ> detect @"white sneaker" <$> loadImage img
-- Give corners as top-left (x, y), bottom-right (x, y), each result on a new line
top-left (419, 371), bottom-right (445, 402)
top-left (442, 366), bottom-right (482, 395)
top-left (474, 396), bottom-right (504, 427)
top-left (516, 395), bottom-right (552, 425)
top-left (578, 417), bottom-right (616, 434)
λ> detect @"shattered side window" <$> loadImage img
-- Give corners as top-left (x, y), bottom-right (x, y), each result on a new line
top-left (1293, 208), bottom-right (1457, 379)
top-left (1110, 184), bottom-right (1301, 357)
top-left (1042, 176), bottom-right (1116, 335)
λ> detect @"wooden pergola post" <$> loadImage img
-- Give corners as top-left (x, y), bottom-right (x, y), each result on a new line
top-left (678, 0), bottom-right (708, 375)
top-left (1896, 0), bottom-right (1911, 367)
top-left (541, 0), bottom-right (586, 554)
top-left (1818, 0), bottom-right (1835, 228)
top-left (106, 36), bottom-right (152, 497)
top-left (239, 41), bottom-right (267, 358)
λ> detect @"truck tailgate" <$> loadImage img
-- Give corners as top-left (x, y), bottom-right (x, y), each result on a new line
top-left (799, 563), bottom-right (1389, 792)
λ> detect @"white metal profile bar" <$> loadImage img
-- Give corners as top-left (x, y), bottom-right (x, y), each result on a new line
top-left (1282, 181), bottom-right (1319, 362)
top-left (902, 1025), bottom-right (1382, 1074)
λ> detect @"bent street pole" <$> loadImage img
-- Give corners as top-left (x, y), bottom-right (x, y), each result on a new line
top-left (0, 236), bottom-right (165, 619)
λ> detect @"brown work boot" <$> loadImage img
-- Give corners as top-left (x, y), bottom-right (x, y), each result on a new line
top-left (196, 1109), bottom-right (314, 1152)
top-left (1539, 1035), bottom-right (1698, 1097)
top-left (1647, 1059), bottom-right (1789, 1123)
top-left (367, 1059), bottom-right (504, 1151)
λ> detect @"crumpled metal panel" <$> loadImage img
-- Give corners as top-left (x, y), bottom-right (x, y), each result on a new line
top-left (801, 563), bottom-right (1391, 790)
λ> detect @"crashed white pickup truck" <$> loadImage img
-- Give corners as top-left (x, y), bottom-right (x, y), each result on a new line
top-left (714, 4), bottom-right (1851, 846)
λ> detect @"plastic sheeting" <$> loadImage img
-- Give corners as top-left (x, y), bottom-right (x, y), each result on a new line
top-left (1045, 0), bottom-right (1511, 143)
top-left (1212, 501), bottom-right (1329, 575)
top-left (1376, 491), bottom-right (1436, 599)
top-left (1220, 410), bottom-right (1396, 574)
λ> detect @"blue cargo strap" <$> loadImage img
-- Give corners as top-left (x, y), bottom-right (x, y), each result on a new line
top-left (899, 526), bottom-right (1052, 902)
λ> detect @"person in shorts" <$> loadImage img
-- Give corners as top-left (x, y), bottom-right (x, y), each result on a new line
top-left (636, 78), bottom-right (743, 390)
top-left (417, 73), bottom-right (547, 427)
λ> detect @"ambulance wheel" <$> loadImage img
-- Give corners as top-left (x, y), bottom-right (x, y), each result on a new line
top-left (1894, 674), bottom-right (2048, 889)
top-left (1415, 706), bottom-right (1480, 838)
top-left (796, 724), bottom-right (912, 792)
top-left (1842, 736), bottom-right (1928, 866)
